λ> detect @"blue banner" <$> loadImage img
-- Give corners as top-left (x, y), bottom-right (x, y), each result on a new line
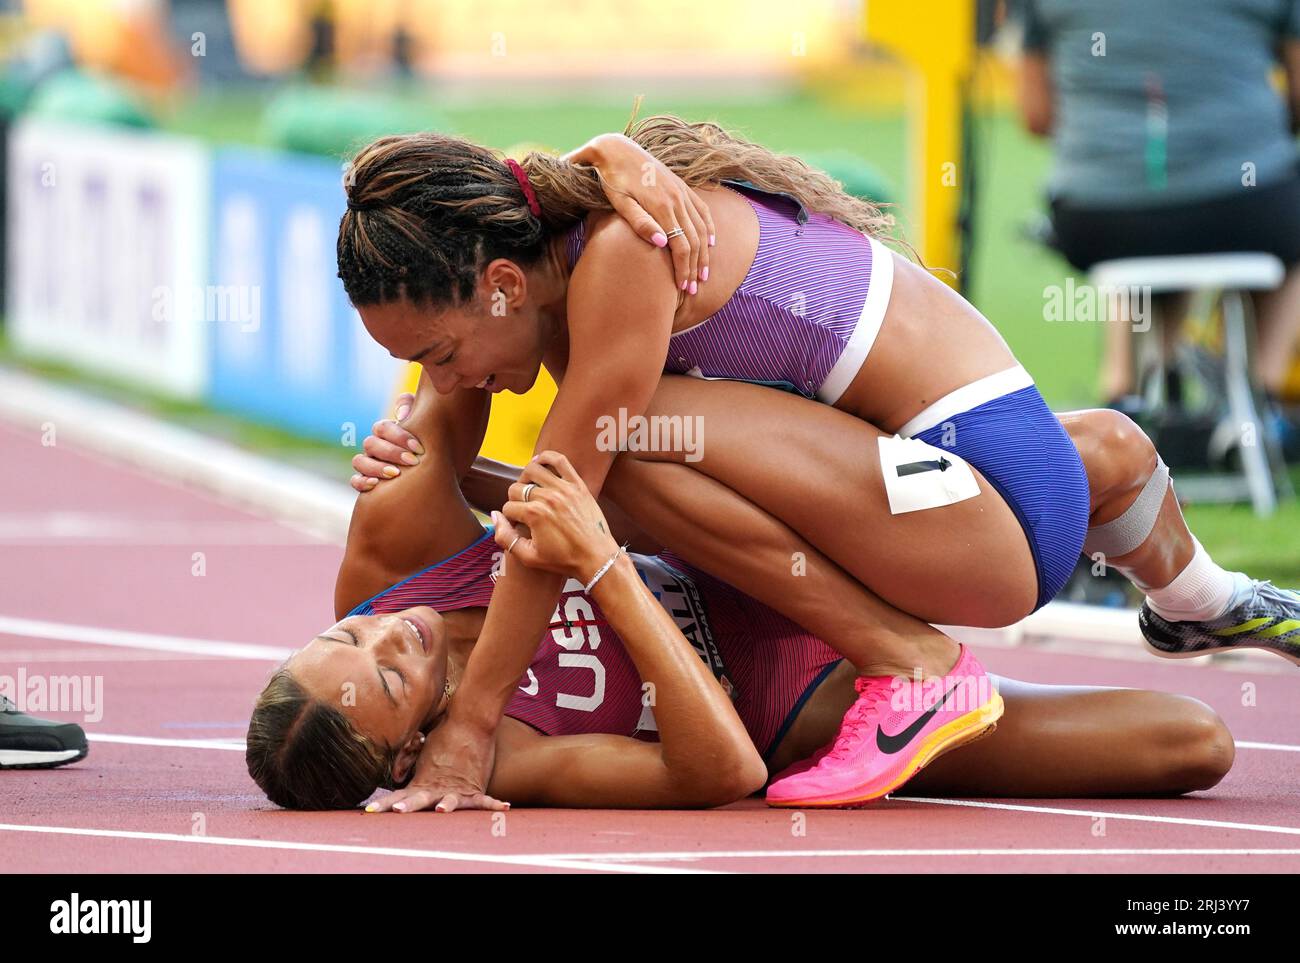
top-left (208, 147), bottom-right (400, 443)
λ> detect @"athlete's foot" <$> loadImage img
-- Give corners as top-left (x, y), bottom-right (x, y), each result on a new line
top-left (855, 635), bottom-right (962, 682)
top-left (0, 695), bottom-right (89, 769)
top-left (1141, 579), bottom-right (1300, 666)
top-left (765, 645), bottom-right (1004, 808)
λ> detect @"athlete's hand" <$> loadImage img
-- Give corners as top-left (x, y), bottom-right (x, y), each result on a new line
top-left (365, 714), bottom-right (507, 814)
top-left (351, 392), bottom-right (424, 492)
top-left (565, 133), bottom-right (715, 295)
top-left (492, 450), bottom-right (619, 584)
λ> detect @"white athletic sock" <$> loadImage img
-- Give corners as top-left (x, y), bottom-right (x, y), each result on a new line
top-left (1145, 539), bottom-right (1249, 622)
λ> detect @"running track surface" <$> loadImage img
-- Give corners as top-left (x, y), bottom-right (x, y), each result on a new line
top-left (3, 421), bottom-right (1299, 875)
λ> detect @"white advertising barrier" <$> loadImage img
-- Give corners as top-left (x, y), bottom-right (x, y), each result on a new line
top-left (6, 119), bottom-right (210, 398)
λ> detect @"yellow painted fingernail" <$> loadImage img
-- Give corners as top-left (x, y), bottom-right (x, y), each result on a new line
top-left (401, 452), bottom-right (418, 466)
top-left (383, 466), bottom-right (400, 478)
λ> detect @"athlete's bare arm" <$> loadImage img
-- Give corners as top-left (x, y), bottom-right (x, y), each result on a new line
top-left (458, 451), bottom-right (661, 555)
top-left (339, 399), bottom-right (761, 808)
top-left (337, 377), bottom-right (660, 617)
top-left (484, 452), bottom-right (767, 807)
top-left (334, 369), bottom-right (490, 619)
top-left (437, 214), bottom-right (680, 785)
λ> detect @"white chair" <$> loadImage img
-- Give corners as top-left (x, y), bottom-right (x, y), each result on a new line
top-left (1090, 252), bottom-right (1290, 516)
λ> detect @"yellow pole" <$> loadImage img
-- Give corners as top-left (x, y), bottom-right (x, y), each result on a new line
top-left (865, 0), bottom-right (973, 282)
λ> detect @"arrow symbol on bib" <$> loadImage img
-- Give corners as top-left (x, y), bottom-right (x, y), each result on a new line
top-left (896, 457), bottom-right (952, 477)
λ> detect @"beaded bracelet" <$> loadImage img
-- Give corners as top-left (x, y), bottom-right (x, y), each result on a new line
top-left (584, 541), bottom-right (630, 594)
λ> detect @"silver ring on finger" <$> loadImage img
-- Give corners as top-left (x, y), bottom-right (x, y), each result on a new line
top-left (664, 227), bottom-right (685, 240)
top-left (522, 482), bottom-right (538, 502)
top-left (507, 535), bottom-right (521, 555)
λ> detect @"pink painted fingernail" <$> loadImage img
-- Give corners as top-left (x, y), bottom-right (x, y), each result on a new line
top-left (408, 438), bottom-right (425, 455)
top-left (680, 279), bottom-right (689, 291)
top-left (700, 266), bottom-right (709, 282)
top-left (401, 452), bottom-right (418, 466)
top-left (394, 802), bottom-right (406, 812)
top-left (383, 466), bottom-right (400, 478)
top-left (395, 404), bottom-right (411, 421)
top-left (709, 234), bottom-right (716, 246)
top-left (689, 281), bottom-right (697, 295)
top-left (651, 232), bottom-right (667, 247)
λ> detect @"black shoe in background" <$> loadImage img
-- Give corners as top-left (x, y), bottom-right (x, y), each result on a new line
top-left (0, 695), bottom-right (89, 769)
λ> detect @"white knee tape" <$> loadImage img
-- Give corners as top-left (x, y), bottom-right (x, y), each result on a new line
top-left (1082, 456), bottom-right (1169, 559)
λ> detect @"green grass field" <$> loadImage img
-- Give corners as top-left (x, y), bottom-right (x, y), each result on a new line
top-left (15, 87), bottom-right (1297, 584)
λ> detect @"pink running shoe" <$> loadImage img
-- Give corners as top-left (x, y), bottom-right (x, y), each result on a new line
top-left (766, 644), bottom-right (1003, 808)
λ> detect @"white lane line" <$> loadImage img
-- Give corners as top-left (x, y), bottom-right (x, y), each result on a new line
top-left (0, 823), bottom-right (720, 875)
top-left (0, 615), bottom-right (292, 662)
top-left (88, 733), bottom-right (245, 751)
top-left (81, 733), bottom-right (1300, 756)
top-left (0, 513), bottom-right (323, 545)
top-left (2, 823), bottom-right (1296, 869)
top-left (1236, 740), bottom-right (1300, 752)
top-left (522, 847), bottom-right (1300, 862)
top-left (897, 796), bottom-right (1300, 836)
top-left (0, 648), bottom-right (220, 663)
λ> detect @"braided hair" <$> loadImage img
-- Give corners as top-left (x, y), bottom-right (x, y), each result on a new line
top-left (337, 132), bottom-right (603, 310)
top-left (336, 117), bottom-right (897, 311)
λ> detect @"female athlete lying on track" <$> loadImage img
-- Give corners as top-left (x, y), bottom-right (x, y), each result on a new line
top-left (333, 118), bottom-right (1297, 811)
top-left (245, 377), bottom-right (1233, 811)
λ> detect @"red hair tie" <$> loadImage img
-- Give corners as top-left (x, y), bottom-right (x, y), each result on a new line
top-left (505, 158), bottom-right (542, 218)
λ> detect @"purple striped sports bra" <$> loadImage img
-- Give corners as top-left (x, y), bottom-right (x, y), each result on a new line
top-left (563, 179), bottom-right (895, 404)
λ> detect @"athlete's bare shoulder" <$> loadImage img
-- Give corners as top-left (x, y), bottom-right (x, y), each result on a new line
top-left (565, 211), bottom-right (681, 333)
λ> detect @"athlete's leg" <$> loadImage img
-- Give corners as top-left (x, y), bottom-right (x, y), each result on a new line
top-left (1060, 408), bottom-right (1196, 592)
top-left (915, 677), bottom-right (1233, 796)
top-left (774, 661), bottom-right (1233, 796)
top-left (615, 378), bottom-right (1269, 642)
top-left (613, 376), bottom-right (1039, 628)
top-left (1061, 407), bottom-right (1300, 663)
top-left (604, 452), bottom-right (960, 678)
top-left (608, 378), bottom-right (1011, 804)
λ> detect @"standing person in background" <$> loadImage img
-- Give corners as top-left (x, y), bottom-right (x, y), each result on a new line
top-left (1019, 0), bottom-right (1300, 446)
